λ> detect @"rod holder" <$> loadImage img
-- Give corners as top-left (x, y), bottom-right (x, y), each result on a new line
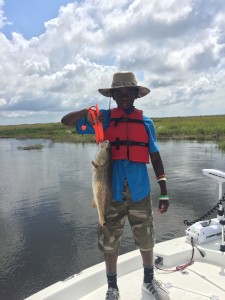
top-left (220, 219), bottom-right (225, 252)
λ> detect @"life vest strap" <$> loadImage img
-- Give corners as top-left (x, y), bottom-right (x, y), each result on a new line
top-left (110, 117), bottom-right (143, 127)
top-left (111, 139), bottom-right (148, 150)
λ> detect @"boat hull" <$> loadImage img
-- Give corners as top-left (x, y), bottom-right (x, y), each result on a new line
top-left (25, 236), bottom-right (225, 299)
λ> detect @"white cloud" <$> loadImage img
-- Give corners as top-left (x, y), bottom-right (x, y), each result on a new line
top-left (0, 0), bottom-right (225, 124)
top-left (0, 98), bottom-right (7, 106)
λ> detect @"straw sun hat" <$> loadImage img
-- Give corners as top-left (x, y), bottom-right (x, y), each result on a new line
top-left (98, 71), bottom-right (150, 98)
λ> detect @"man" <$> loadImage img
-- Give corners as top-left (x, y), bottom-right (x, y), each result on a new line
top-left (61, 71), bottom-right (170, 300)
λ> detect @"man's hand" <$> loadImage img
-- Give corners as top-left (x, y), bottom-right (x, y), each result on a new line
top-left (158, 200), bottom-right (169, 214)
top-left (97, 113), bottom-right (104, 124)
top-left (87, 111), bottom-right (104, 125)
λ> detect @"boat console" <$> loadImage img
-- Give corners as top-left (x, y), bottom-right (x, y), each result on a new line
top-left (186, 169), bottom-right (225, 245)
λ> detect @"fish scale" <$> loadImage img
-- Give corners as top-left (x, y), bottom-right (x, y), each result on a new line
top-left (92, 140), bottom-right (112, 232)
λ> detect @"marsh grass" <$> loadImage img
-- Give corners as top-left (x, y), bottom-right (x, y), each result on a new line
top-left (0, 115), bottom-right (225, 150)
top-left (154, 115), bottom-right (225, 141)
top-left (0, 122), bottom-right (96, 143)
top-left (17, 144), bottom-right (44, 150)
top-left (218, 140), bottom-right (225, 151)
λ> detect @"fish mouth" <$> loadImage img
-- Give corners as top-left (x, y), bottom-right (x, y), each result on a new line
top-left (100, 140), bottom-right (110, 149)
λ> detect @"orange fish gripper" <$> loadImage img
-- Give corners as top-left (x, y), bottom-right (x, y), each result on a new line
top-left (82, 104), bottom-right (104, 144)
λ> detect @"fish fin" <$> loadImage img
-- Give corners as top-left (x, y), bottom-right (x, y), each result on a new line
top-left (92, 160), bottom-right (98, 168)
top-left (92, 199), bottom-right (97, 208)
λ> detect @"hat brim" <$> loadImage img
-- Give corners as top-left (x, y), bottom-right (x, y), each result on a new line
top-left (98, 86), bottom-right (150, 98)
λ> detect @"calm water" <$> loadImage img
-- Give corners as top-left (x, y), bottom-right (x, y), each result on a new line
top-left (0, 139), bottom-right (224, 300)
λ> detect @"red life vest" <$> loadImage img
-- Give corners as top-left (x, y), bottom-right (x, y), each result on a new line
top-left (104, 108), bottom-right (149, 163)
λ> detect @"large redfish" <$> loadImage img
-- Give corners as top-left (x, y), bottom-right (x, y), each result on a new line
top-left (92, 140), bottom-right (112, 235)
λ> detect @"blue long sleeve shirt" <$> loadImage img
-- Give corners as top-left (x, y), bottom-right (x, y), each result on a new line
top-left (76, 108), bottom-right (159, 202)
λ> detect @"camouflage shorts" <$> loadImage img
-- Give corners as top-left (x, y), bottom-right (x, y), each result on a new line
top-left (98, 181), bottom-right (155, 253)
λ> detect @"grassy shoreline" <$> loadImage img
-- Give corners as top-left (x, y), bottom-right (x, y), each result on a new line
top-left (0, 115), bottom-right (225, 150)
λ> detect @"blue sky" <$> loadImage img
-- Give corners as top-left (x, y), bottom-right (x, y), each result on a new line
top-left (0, 0), bottom-right (225, 125)
top-left (3, 0), bottom-right (73, 39)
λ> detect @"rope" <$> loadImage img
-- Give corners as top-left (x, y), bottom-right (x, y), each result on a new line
top-left (154, 238), bottom-right (205, 273)
top-left (184, 193), bottom-right (225, 226)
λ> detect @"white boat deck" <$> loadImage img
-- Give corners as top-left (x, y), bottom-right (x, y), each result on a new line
top-left (26, 236), bottom-right (225, 300)
top-left (82, 262), bottom-right (225, 300)
top-left (25, 169), bottom-right (225, 300)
